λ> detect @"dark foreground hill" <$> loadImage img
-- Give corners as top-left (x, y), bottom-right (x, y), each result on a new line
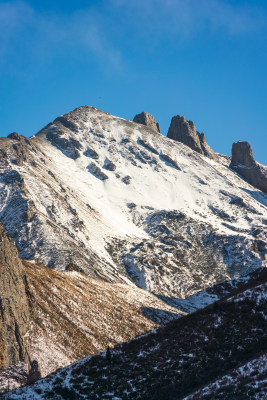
top-left (4, 268), bottom-right (266, 400)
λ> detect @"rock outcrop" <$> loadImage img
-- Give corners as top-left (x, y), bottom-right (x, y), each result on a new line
top-left (133, 112), bottom-right (160, 133)
top-left (197, 131), bottom-right (217, 159)
top-left (167, 115), bottom-right (217, 160)
top-left (6, 133), bottom-right (31, 166)
top-left (0, 224), bottom-right (31, 370)
top-left (230, 141), bottom-right (267, 193)
top-left (7, 132), bottom-right (20, 140)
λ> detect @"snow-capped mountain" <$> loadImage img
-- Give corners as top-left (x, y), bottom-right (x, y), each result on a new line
top-left (0, 105), bottom-right (266, 396)
top-left (0, 106), bottom-right (266, 301)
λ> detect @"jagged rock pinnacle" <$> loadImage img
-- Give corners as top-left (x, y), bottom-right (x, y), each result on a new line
top-left (230, 141), bottom-right (256, 168)
top-left (230, 141), bottom-right (267, 193)
top-left (167, 115), bottom-right (217, 160)
top-left (133, 112), bottom-right (160, 133)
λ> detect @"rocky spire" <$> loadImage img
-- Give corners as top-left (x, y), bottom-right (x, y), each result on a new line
top-left (230, 141), bottom-right (256, 168)
top-left (167, 115), bottom-right (217, 160)
top-left (230, 141), bottom-right (267, 193)
top-left (133, 112), bottom-right (160, 133)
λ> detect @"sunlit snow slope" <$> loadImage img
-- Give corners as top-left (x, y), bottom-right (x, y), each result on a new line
top-left (0, 106), bottom-right (266, 300)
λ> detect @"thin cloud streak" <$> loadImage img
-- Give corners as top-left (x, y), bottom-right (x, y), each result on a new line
top-left (0, 0), bottom-right (266, 75)
top-left (0, 1), bottom-right (122, 71)
top-left (109, 0), bottom-right (267, 36)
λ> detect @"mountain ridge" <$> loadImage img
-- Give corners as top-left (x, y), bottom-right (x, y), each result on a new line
top-left (0, 105), bottom-right (266, 396)
top-left (0, 105), bottom-right (266, 293)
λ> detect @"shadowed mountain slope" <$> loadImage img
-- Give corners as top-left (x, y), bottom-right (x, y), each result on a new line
top-left (5, 268), bottom-right (266, 399)
top-left (0, 254), bottom-right (184, 393)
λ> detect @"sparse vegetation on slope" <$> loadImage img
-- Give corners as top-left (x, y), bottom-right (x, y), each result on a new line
top-left (5, 269), bottom-right (266, 399)
top-left (22, 260), bottom-right (183, 378)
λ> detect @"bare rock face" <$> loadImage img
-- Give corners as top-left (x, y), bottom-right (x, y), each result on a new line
top-left (230, 141), bottom-right (267, 193)
top-left (133, 112), bottom-right (160, 133)
top-left (197, 132), bottom-right (217, 159)
top-left (7, 132), bottom-right (20, 140)
top-left (46, 130), bottom-right (82, 160)
top-left (167, 115), bottom-right (217, 160)
top-left (38, 112), bottom-right (83, 160)
top-left (0, 224), bottom-right (31, 370)
top-left (6, 133), bottom-right (31, 166)
top-left (167, 115), bottom-right (202, 153)
top-left (231, 141), bottom-right (256, 168)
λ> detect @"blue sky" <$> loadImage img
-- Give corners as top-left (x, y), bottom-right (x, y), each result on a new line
top-left (0, 0), bottom-right (267, 163)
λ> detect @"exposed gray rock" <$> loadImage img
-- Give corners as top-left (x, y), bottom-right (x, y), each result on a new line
top-left (133, 112), bottom-right (160, 133)
top-left (87, 162), bottom-right (108, 181)
top-left (122, 175), bottom-right (131, 185)
top-left (0, 224), bottom-right (31, 370)
top-left (12, 142), bottom-right (30, 166)
top-left (7, 132), bottom-right (20, 140)
top-left (230, 141), bottom-right (267, 193)
top-left (197, 132), bottom-right (217, 160)
top-left (167, 115), bottom-right (217, 160)
top-left (231, 141), bottom-right (256, 168)
top-left (54, 116), bottom-right (79, 133)
top-left (138, 139), bottom-right (159, 155)
top-left (127, 203), bottom-right (136, 209)
top-left (167, 115), bottom-right (201, 152)
top-left (84, 147), bottom-right (99, 160)
top-left (5, 134), bottom-right (32, 166)
top-left (160, 153), bottom-right (181, 170)
top-left (0, 149), bottom-right (8, 159)
top-left (46, 130), bottom-right (82, 160)
top-left (103, 158), bottom-right (116, 171)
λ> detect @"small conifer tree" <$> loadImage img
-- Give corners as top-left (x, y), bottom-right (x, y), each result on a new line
top-left (106, 346), bottom-right (112, 365)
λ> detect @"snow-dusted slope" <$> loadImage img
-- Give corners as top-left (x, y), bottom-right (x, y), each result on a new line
top-left (0, 259), bottom-right (182, 392)
top-left (23, 260), bottom-right (182, 378)
top-left (0, 106), bottom-right (266, 301)
top-left (5, 270), bottom-right (266, 400)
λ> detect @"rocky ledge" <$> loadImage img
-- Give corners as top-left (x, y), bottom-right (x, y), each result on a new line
top-left (230, 141), bottom-right (267, 193)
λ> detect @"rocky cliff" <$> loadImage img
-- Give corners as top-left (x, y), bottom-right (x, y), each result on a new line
top-left (167, 115), bottom-right (217, 160)
top-left (0, 224), bottom-right (31, 371)
top-left (133, 112), bottom-right (160, 133)
top-left (230, 141), bottom-right (267, 193)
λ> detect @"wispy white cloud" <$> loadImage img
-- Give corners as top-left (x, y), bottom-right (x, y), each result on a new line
top-left (108, 0), bottom-right (267, 37)
top-left (0, 1), bottom-right (32, 57)
top-left (0, 0), bottom-right (266, 75)
top-left (0, 1), bottom-right (122, 70)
